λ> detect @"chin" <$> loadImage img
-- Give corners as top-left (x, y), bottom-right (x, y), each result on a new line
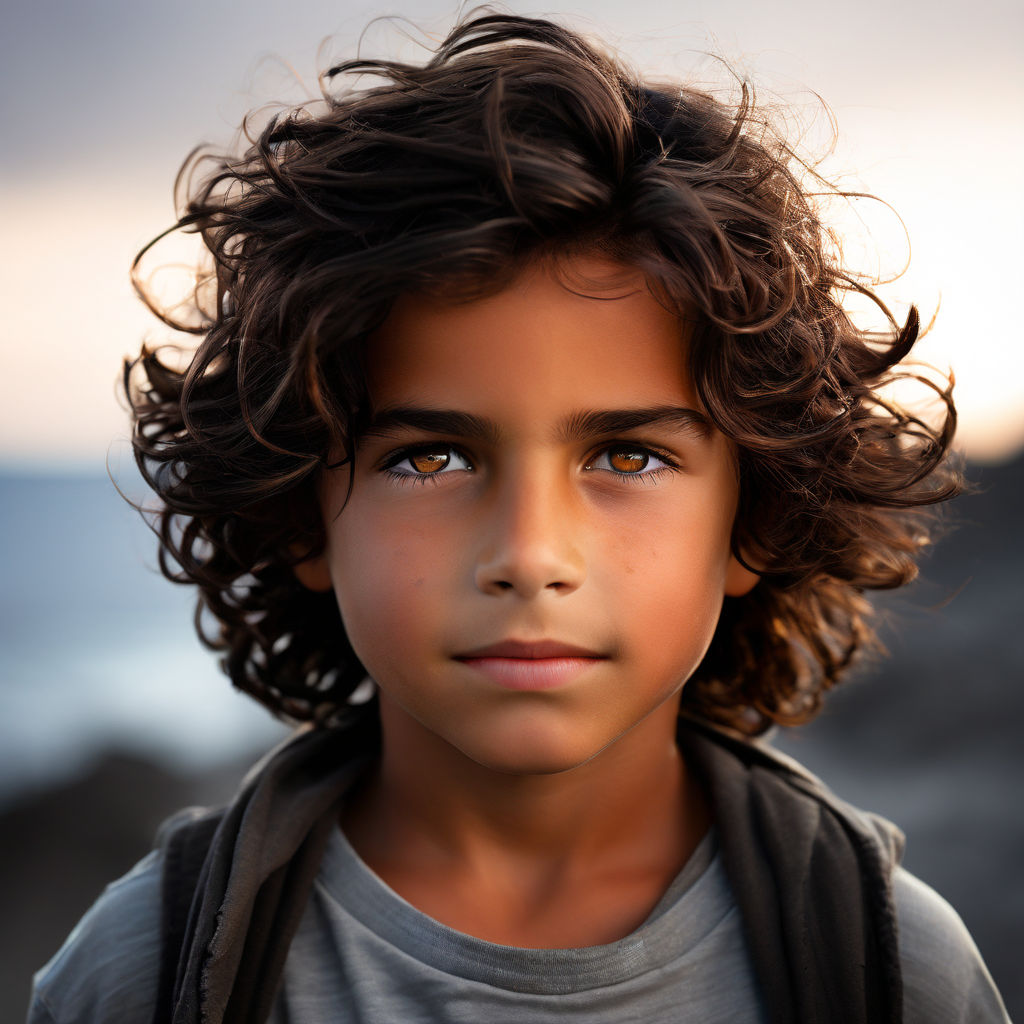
top-left (453, 725), bottom-right (609, 777)
top-left (470, 752), bottom-right (598, 777)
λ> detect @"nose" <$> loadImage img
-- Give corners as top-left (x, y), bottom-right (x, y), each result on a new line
top-left (473, 462), bottom-right (587, 599)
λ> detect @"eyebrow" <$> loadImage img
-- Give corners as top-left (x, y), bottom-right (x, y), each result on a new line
top-left (362, 405), bottom-right (713, 444)
top-left (559, 407), bottom-right (712, 442)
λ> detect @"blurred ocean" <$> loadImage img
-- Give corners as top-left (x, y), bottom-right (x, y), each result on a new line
top-left (0, 472), bottom-right (287, 805)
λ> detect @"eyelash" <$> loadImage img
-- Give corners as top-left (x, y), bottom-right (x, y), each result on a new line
top-left (380, 443), bottom-right (682, 486)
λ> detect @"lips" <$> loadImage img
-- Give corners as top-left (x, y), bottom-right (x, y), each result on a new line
top-left (454, 639), bottom-right (605, 660)
top-left (453, 639), bottom-right (606, 691)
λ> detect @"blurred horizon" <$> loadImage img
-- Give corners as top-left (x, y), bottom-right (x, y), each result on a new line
top-left (0, 452), bottom-right (1020, 798)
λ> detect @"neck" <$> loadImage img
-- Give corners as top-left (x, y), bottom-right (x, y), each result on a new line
top-left (342, 693), bottom-right (709, 892)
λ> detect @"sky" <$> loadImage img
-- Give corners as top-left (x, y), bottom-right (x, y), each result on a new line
top-left (2, 0), bottom-right (1022, 469)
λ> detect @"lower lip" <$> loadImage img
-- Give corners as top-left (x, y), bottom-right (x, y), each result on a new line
top-left (455, 657), bottom-right (602, 691)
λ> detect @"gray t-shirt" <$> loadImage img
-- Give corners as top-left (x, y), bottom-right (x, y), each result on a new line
top-left (28, 828), bottom-right (1011, 1023)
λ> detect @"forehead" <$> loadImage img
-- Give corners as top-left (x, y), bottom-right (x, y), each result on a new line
top-left (368, 257), bottom-right (698, 414)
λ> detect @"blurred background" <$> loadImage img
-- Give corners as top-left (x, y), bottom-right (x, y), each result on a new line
top-left (1, 0), bottom-right (1021, 1018)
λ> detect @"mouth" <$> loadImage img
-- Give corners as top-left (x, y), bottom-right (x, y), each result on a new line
top-left (453, 639), bottom-right (607, 691)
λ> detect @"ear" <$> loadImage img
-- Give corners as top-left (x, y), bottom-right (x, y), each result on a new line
top-left (292, 551), bottom-right (334, 593)
top-left (724, 554), bottom-right (760, 597)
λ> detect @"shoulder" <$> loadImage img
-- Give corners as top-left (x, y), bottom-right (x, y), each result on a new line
top-left (28, 848), bottom-right (164, 1024)
top-left (894, 867), bottom-right (1010, 1024)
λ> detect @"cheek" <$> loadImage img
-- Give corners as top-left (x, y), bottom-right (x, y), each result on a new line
top-left (602, 490), bottom-right (733, 581)
top-left (599, 500), bottom-right (733, 655)
top-left (327, 504), bottom-right (450, 665)
top-left (618, 544), bottom-right (726, 624)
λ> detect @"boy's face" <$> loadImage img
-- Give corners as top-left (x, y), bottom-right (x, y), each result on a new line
top-left (306, 256), bottom-right (757, 775)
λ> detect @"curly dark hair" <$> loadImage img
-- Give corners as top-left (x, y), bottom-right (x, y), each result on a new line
top-left (126, 12), bottom-right (960, 736)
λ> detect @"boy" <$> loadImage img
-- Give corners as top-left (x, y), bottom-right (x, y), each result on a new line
top-left (28, 12), bottom-right (1009, 1023)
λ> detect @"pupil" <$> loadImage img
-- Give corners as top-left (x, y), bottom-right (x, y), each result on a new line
top-left (610, 450), bottom-right (647, 473)
top-left (411, 451), bottom-right (449, 473)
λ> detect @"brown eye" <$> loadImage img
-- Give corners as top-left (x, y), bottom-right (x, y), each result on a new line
top-left (608, 449), bottom-right (649, 473)
top-left (410, 451), bottom-right (450, 473)
top-left (586, 446), bottom-right (676, 482)
top-left (384, 446), bottom-right (473, 482)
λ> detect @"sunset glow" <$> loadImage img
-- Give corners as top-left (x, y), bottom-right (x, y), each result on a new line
top-left (3, 0), bottom-right (1021, 467)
